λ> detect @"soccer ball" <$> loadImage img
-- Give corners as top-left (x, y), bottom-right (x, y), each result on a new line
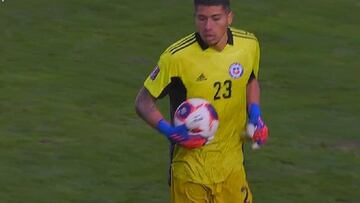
top-left (174, 98), bottom-right (219, 143)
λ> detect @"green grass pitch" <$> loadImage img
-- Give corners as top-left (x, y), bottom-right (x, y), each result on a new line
top-left (0, 0), bottom-right (359, 202)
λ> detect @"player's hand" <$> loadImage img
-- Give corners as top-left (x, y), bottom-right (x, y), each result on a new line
top-left (250, 117), bottom-right (268, 148)
top-left (156, 119), bottom-right (189, 143)
top-left (247, 103), bottom-right (269, 149)
top-left (179, 135), bottom-right (207, 149)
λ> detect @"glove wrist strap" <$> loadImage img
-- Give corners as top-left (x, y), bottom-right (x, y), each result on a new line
top-left (156, 119), bottom-right (172, 137)
top-left (249, 103), bottom-right (261, 124)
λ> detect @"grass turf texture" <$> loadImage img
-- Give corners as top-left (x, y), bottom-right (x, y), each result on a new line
top-left (0, 0), bottom-right (359, 202)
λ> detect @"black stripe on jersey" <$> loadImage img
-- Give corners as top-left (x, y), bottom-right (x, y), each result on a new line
top-left (157, 77), bottom-right (187, 121)
top-left (248, 71), bottom-right (256, 83)
top-left (168, 33), bottom-right (195, 48)
top-left (168, 77), bottom-right (187, 119)
top-left (231, 29), bottom-right (256, 39)
top-left (170, 38), bottom-right (197, 55)
top-left (231, 29), bottom-right (249, 35)
top-left (161, 77), bottom-right (187, 186)
top-left (232, 33), bottom-right (257, 41)
top-left (168, 142), bottom-right (175, 186)
top-left (168, 35), bottom-right (196, 53)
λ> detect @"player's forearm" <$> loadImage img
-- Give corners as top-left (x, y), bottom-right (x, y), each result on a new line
top-left (246, 78), bottom-right (260, 110)
top-left (246, 78), bottom-right (268, 148)
top-left (135, 87), bottom-right (164, 128)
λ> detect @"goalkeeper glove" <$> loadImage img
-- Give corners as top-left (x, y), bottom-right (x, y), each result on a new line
top-left (156, 119), bottom-right (206, 149)
top-left (156, 119), bottom-right (189, 143)
top-left (248, 103), bottom-right (269, 148)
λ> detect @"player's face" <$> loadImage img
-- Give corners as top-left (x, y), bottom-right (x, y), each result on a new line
top-left (195, 5), bottom-right (233, 49)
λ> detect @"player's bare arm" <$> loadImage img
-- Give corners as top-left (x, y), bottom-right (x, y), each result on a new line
top-left (135, 87), bottom-right (163, 128)
top-left (246, 77), bottom-right (269, 148)
top-left (246, 77), bottom-right (260, 108)
top-left (135, 87), bottom-right (205, 148)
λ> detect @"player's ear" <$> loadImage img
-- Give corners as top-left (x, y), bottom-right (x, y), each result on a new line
top-left (227, 11), bottom-right (233, 26)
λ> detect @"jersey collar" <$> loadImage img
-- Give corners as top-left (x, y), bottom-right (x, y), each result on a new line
top-left (195, 28), bottom-right (234, 50)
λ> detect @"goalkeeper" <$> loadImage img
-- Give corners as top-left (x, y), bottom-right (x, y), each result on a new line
top-left (135, 0), bottom-right (269, 202)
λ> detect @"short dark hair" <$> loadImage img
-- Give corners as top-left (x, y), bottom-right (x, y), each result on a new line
top-left (194, 0), bottom-right (230, 11)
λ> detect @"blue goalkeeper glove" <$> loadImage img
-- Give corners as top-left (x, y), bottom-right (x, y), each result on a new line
top-left (156, 119), bottom-right (207, 148)
top-left (156, 119), bottom-right (189, 143)
top-left (248, 103), bottom-right (269, 148)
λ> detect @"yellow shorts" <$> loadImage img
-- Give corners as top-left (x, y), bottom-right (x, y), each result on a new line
top-left (170, 169), bottom-right (252, 203)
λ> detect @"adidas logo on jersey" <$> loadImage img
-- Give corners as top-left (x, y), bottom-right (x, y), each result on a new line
top-left (196, 73), bottom-right (207, 81)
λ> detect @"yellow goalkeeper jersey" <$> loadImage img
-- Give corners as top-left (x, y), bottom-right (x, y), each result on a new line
top-left (144, 27), bottom-right (260, 184)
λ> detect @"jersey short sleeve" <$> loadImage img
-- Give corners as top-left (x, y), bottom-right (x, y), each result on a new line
top-left (144, 52), bottom-right (177, 98)
top-left (252, 40), bottom-right (261, 79)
